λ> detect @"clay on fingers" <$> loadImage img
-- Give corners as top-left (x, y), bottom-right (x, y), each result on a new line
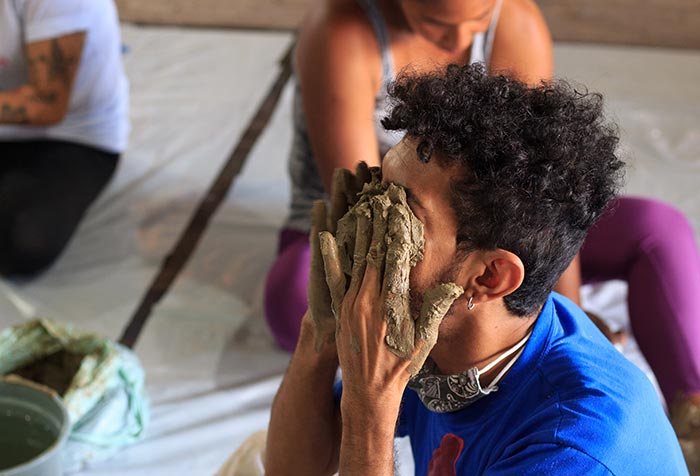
top-left (349, 201), bottom-right (373, 291)
top-left (367, 193), bottom-right (391, 276)
top-left (383, 200), bottom-right (419, 359)
top-left (328, 168), bottom-right (358, 234)
top-left (318, 231), bottom-right (346, 319)
top-left (417, 283), bottom-right (465, 344)
top-left (308, 200), bottom-right (336, 348)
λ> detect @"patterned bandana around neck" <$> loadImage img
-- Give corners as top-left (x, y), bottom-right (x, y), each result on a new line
top-left (407, 330), bottom-right (533, 413)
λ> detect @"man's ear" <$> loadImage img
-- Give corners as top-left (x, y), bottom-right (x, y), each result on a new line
top-left (461, 249), bottom-right (525, 304)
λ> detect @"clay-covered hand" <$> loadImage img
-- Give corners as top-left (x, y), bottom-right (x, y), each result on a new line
top-left (327, 162), bottom-right (380, 234)
top-left (307, 200), bottom-right (340, 351)
top-left (334, 165), bottom-right (384, 280)
top-left (377, 185), bottom-right (463, 376)
top-left (307, 163), bottom-right (378, 351)
top-left (320, 181), bottom-right (463, 388)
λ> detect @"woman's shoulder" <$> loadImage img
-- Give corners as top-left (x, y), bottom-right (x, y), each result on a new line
top-left (296, 0), bottom-right (384, 88)
top-left (297, 0), bottom-right (380, 58)
top-left (491, 0), bottom-right (553, 82)
top-left (498, 0), bottom-right (549, 32)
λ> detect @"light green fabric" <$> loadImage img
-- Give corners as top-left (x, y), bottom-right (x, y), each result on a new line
top-left (0, 320), bottom-right (148, 471)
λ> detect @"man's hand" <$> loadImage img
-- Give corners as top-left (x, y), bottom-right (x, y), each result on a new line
top-left (308, 199), bottom-right (341, 351)
top-left (318, 181), bottom-right (462, 475)
top-left (325, 182), bottom-right (463, 379)
top-left (321, 191), bottom-right (463, 398)
top-left (307, 163), bottom-right (378, 351)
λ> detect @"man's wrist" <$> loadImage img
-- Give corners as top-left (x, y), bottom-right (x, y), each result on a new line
top-left (339, 397), bottom-right (400, 476)
top-left (295, 310), bottom-right (338, 360)
top-left (293, 326), bottom-right (339, 375)
top-left (341, 392), bottom-right (402, 431)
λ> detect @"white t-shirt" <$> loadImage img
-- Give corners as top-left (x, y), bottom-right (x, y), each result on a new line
top-left (0, 0), bottom-right (129, 153)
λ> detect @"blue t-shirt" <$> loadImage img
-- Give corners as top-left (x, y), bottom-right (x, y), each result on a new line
top-left (391, 293), bottom-right (687, 475)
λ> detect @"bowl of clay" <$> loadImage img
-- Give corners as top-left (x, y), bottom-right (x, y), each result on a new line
top-left (0, 377), bottom-right (69, 476)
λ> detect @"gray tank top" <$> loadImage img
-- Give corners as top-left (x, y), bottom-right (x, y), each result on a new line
top-left (286, 0), bottom-right (503, 231)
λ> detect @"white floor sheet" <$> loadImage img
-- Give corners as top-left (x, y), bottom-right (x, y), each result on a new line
top-left (112, 43), bottom-right (700, 475)
top-left (0, 26), bottom-right (293, 340)
top-left (1, 30), bottom-right (698, 475)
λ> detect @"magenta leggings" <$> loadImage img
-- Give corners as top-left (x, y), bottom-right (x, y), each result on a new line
top-left (264, 196), bottom-right (700, 403)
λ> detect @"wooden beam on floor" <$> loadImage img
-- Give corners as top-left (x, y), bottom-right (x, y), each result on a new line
top-left (119, 44), bottom-right (294, 349)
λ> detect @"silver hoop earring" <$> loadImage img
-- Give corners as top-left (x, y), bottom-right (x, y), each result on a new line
top-left (467, 296), bottom-right (475, 311)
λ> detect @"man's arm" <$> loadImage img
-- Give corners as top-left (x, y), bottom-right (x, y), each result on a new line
top-left (265, 312), bottom-right (342, 476)
top-left (0, 31), bottom-right (85, 125)
top-left (318, 192), bottom-right (462, 475)
top-left (339, 389), bottom-right (403, 475)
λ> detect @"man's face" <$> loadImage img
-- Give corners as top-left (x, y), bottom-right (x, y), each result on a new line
top-left (382, 137), bottom-right (464, 313)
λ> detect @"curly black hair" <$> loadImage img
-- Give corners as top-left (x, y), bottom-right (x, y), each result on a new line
top-left (381, 63), bottom-right (625, 316)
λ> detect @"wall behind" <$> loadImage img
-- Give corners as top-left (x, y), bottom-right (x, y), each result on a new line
top-left (115, 0), bottom-right (700, 49)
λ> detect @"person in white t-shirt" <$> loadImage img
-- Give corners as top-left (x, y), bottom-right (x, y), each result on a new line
top-left (0, 0), bottom-right (129, 277)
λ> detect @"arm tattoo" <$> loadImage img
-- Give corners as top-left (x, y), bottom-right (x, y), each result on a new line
top-left (28, 39), bottom-right (78, 87)
top-left (0, 104), bottom-right (29, 123)
top-left (30, 90), bottom-right (58, 105)
top-left (48, 39), bottom-right (77, 86)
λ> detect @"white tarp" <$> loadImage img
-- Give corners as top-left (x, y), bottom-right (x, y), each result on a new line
top-left (0, 26), bottom-right (293, 341)
top-left (0, 29), bottom-right (698, 475)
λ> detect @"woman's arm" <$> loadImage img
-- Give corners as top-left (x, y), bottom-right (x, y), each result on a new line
top-left (490, 0), bottom-right (553, 85)
top-left (554, 254), bottom-right (582, 305)
top-left (296, 0), bottom-right (384, 192)
top-left (0, 32), bottom-right (85, 125)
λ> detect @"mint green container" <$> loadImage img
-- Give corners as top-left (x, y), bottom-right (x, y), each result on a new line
top-left (0, 379), bottom-right (69, 476)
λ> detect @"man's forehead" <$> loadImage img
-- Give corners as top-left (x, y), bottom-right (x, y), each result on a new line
top-left (382, 137), bottom-right (420, 182)
top-left (382, 137), bottom-right (433, 212)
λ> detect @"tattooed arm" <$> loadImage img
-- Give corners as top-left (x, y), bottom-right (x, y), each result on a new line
top-left (0, 32), bottom-right (85, 125)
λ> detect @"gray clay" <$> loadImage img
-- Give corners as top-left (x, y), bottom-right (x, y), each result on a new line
top-left (320, 166), bottom-right (463, 373)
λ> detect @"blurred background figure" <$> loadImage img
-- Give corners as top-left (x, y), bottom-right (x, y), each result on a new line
top-left (0, 0), bottom-right (128, 278)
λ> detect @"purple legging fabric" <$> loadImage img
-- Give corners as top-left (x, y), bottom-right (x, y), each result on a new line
top-left (264, 228), bottom-right (311, 352)
top-left (264, 196), bottom-right (700, 403)
top-left (580, 197), bottom-right (700, 404)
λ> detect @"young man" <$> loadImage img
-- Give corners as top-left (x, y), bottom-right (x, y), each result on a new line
top-left (265, 64), bottom-right (688, 475)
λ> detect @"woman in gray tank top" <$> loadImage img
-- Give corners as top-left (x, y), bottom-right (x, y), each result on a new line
top-left (264, 3), bottom-right (700, 466)
top-left (268, 0), bottom-right (553, 350)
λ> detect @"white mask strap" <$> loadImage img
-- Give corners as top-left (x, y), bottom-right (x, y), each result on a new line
top-left (477, 328), bottom-right (533, 390)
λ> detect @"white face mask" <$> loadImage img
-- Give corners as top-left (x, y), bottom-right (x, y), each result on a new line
top-left (407, 330), bottom-right (532, 413)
